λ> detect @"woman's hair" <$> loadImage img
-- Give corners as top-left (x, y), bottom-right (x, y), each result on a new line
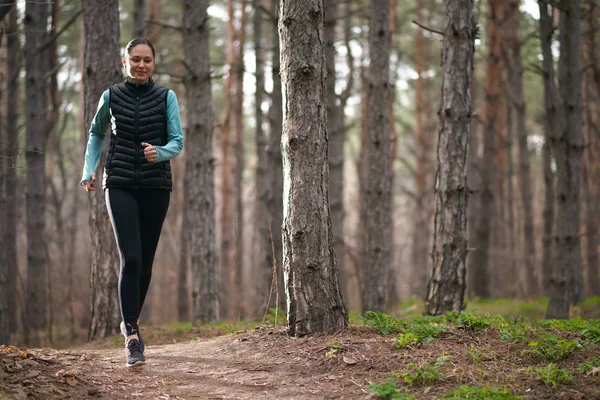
top-left (125, 38), bottom-right (156, 59)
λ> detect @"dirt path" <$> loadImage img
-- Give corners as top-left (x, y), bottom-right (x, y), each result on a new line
top-left (2, 325), bottom-right (599, 399)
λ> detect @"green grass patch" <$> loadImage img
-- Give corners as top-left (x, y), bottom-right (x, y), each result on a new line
top-left (532, 363), bottom-right (574, 388)
top-left (458, 312), bottom-right (492, 332)
top-left (366, 378), bottom-right (416, 400)
top-left (395, 323), bottom-right (447, 348)
top-left (441, 386), bottom-right (521, 399)
top-left (396, 356), bottom-right (449, 387)
top-left (523, 332), bottom-right (583, 361)
top-left (364, 311), bottom-right (408, 335)
top-left (325, 341), bottom-right (344, 358)
top-left (577, 356), bottom-right (600, 374)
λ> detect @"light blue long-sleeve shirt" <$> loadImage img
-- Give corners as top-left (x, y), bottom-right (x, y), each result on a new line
top-left (80, 79), bottom-right (184, 184)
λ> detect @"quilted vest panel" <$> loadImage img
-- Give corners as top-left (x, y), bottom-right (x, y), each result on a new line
top-left (104, 80), bottom-right (172, 191)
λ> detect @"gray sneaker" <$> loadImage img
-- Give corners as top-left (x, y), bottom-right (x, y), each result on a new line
top-left (125, 338), bottom-right (145, 367)
top-left (120, 321), bottom-right (145, 352)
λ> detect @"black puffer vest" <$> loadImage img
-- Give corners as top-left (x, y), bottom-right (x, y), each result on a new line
top-left (103, 79), bottom-right (172, 191)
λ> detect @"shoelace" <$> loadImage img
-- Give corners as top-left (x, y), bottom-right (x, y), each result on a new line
top-left (127, 339), bottom-right (143, 354)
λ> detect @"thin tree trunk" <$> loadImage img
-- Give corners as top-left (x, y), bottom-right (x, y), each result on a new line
top-left (267, 0), bottom-right (284, 311)
top-left (133, 0), bottom-right (145, 38)
top-left (25, 0), bottom-right (50, 342)
top-left (4, 4), bottom-right (19, 336)
top-left (325, 0), bottom-right (347, 304)
top-left (254, 0), bottom-right (270, 317)
top-left (540, 1), bottom-right (584, 319)
top-left (182, 0), bottom-right (219, 324)
top-left (362, 0), bottom-right (392, 314)
top-left (425, 0), bottom-right (474, 315)
top-left (504, 0), bottom-right (536, 298)
top-left (83, 0), bottom-right (122, 341)
top-left (469, 0), bottom-right (503, 299)
top-left (220, 0), bottom-right (235, 319)
top-left (467, 47), bottom-right (480, 300)
top-left (147, 0), bottom-right (160, 45)
top-left (412, 0), bottom-right (430, 300)
top-left (233, 0), bottom-right (248, 319)
top-left (0, 22), bottom-right (7, 346)
top-left (279, 0), bottom-right (347, 336)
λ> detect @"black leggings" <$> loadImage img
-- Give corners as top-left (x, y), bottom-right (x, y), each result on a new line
top-left (105, 188), bottom-right (170, 328)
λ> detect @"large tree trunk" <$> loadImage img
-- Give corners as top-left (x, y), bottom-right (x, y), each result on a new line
top-left (182, 0), bottom-right (219, 323)
top-left (325, 0), bottom-right (347, 304)
top-left (412, 0), bottom-right (430, 300)
top-left (267, 0), bottom-right (284, 311)
top-left (583, 0), bottom-right (600, 296)
top-left (425, 0), bottom-right (473, 315)
top-left (362, 0), bottom-right (392, 313)
top-left (469, 0), bottom-right (503, 299)
top-left (83, 0), bottom-right (122, 341)
top-left (233, 0), bottom-right (248, 319)
top-left (279, 0), bottom-right (347, 336)
top-left (4, 4), bottom-right (19, 337)
top-left (0, 24), bottom-right (6, 346)
top-left (133, 0), bottom-right (145, 38)
top-left (504, 0), bottom-right (536, 298)
top-left (539, 2), bottom-right (584, 319)
top-left (25, 0), bottom-right (50, 342)
top-left (467, 50), bottom-right (480, 299)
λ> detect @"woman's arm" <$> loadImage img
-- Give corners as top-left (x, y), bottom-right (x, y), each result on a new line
top-left (80, 90), bottom-right (110, 184)
top-left (155, 90), bottom-right (184, 162)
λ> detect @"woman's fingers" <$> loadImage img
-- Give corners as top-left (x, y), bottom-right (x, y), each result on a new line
top-left (142, 143), bottom-right (157, 162)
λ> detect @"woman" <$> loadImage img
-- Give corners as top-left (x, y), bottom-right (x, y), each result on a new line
top-left (80, 38), bottom-right (183, 367)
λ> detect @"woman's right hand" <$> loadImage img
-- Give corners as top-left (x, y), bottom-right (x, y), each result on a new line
top-left (82, 173), bottom-right (96, 192)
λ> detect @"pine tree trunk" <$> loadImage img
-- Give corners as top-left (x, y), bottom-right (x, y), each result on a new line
top-left (182, 0), bottom-right (219, 323)
top-left (541, 135), bottom-right (554, 294)
top-left (540, 2), bottom-right (584, 319)
top-left (233, 0), bottom-right (248, 319)
top-left (133, 0), bottom-right (145, 38)
top-left (220, 0), bottom-right (236, 318)
top-left (583, 0), bottom-right (600, 296)
top-left (467, 52), bottom-right (480, 299)
top-left (254, 0), bottom-right (271, 317)
top-left (267, 0), bottom-right (284, 311)
top-left (362, 0), bottom-right (392, 313)
top-left (279, 0), bottom-right (347, 336)
top-left (0, 25), bottom-right (7, 346)
top-left (504, 0), bottom-right (536, 297)
top-left (412, 0), bottom-right (430, 300)
top-left (325, 0), bottom-right (347, 303)
top-left (83, 0), bottom-right (122, 341)
top-left (25, 0), bottom-right (50, 340)
top-left (147, 0), bottom-right (160, 45)
top-left (4, 5), bottom-right (19, 336)
top-left (469, 0), bottom-right (503, 299)
top-left (425, 0), bottom-right (473, 315)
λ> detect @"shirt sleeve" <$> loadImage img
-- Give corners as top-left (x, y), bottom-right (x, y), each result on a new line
top-left (155, 90), bottom-right (184, 162)
top-left (80, 90), bottom-right (110, 184)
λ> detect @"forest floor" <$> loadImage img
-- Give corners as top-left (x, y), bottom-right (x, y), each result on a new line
top-left (1, 300), bottom-right (600, 399)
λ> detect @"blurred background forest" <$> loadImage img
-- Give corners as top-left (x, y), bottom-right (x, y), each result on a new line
top-left (1, 0), bottom-right (599, 348)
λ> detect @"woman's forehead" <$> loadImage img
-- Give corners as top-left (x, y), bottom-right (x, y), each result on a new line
top-left (128, 44), bottom-right (153, 58)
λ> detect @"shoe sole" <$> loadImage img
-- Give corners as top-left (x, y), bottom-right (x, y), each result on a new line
top-left (126, 360), bottom-right (146, 368)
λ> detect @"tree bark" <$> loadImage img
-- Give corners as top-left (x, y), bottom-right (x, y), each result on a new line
top-left (504, 0), bottom-right (536, 298)
top-left (254, 0), bottom-right (271, 317)
top-left (539, 1), bottom-right (584, 319)
top-left (324, 0), bottom-right (347, 304)
top-left (469, 0), bottom-right (503, 299)
top-left (0, 21), bottom-right (7, 346)
top-left (233, 0), bottom-right (248, 319)
top-left (412, 0), bottom-right (430, 300)
top-left (362, 0), bottom-right (392, 314)
top-left (279, 0), bottom-right (347, 336)
top-left (425, 0), bottom-right (474, 315)
top-left (25, 0), bottom-right (50, 340)
top-left (182, 0), bottom-right (219, 323)
top-left (133, 0), bottom-right (145, 39)
top-left (82, 0), bottom-right (122, 341)
top-left (267, 0), bottom-right (284, 311)
top-left (4, 4), bottom-right (19, 336)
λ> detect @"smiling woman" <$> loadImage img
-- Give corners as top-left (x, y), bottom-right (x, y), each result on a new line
top-left (79, 37), bottom-right (184, 368)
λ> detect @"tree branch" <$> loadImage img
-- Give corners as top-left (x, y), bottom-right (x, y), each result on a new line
top-left (412, 20), bottom-right (444, 37)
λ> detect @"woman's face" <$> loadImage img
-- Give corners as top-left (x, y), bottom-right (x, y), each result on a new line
top-left (123, 44), bottom-right (155, 83)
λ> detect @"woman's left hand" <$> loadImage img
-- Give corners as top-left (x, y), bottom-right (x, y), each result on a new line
top-left (142, 142), bottom-right (157, 162)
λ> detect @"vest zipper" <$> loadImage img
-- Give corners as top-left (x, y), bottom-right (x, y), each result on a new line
top-left (135, 91), bottom-right (140, 189)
